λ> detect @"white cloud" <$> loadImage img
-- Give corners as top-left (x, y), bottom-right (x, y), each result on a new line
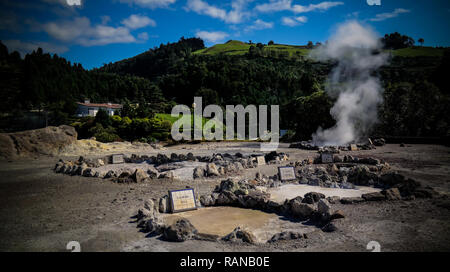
top-left (41, 0), bottom-right (82, 7)
top-left (121, 14), bottom-right (156, 29)
top-left (295, 16), bottom-right (308, 23)
top-left (292, 1), bottom-right (344, 13)
top-left (255, 0), bottom-right (291, 13)
top-left (42, 17), bottom-right (147, 46)
top-left (66, 0), bottom-right (81, 6)
top-left (245, 19), bottom-right (273, 31)
top-left (281, 16), bottom-right (307, 26)
top-left (255, 0), bottom-right (343, 14)
top-left (195, 30), bottom-right (229, 43)
top-left (3, 39), bottom-right (69, 57)
top-left (186, 0), bottom-right (251, 24)
top-left (281, 17), bottom-right (296, 27)
top-left (119, 0), bottom-right (176, 9)
top-left (369, 8), bottom-right (410, 22)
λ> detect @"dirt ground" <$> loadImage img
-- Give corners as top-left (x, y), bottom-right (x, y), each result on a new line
top-left (0, 142), bottom-right (449, 252)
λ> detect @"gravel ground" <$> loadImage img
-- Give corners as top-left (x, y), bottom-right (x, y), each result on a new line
top-left (0, 143), bottom-right (449, 252)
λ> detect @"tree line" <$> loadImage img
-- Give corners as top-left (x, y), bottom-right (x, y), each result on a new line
top-left (0, 34), bottom-right (449, 141)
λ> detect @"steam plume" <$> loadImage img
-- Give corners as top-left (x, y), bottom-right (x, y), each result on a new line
top-left (310, 21), bottom-right (388, 146)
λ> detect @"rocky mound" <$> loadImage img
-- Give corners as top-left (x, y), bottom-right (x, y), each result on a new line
top-left (289, 138), bottom-right (386, 152)
top-left (0, 125), bottom-right (77, 160)
top-left (58, 139), bottom-right (162, 157)
top-left (54, 151), bottom-right (289, 181)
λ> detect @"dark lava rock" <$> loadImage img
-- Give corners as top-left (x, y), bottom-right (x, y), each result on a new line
top-left (394, 178), bottom-right (421, 196)
top-left (322, 219), bottom-right (345, 232)
top-left (347, 165), bottom-right (378, 186)
top-left (302, 192), bottom-right (326, 204)
top-left (372, 138), bottom-right (386, 146)
top-left (264, 151), bottom-right (287, 162)
top-left (268, 231), bottom-right (306, 243)
top-left (290, 200), bottom-right (315, 219)
top-left (115, 171), bottom-right (134, 183)
top-left (200, 194), bottom-right (215, 206)
top-left (222, 227), bottom-right (256, 244)
top-left (156, 154), bottom-right (170, 165)
top-left (381, 188), bottom-right (402, 200)
top-left (379, 172), bottom-right (406, 187)
top-left (143, 218), bottom-right (165, 234)
top-left (362, 192), bottom-right (386, 201)
top-left (163, 219), bottom-right (198, 242)
top-left (330, 210), bottom-right (345, 220)
top-left (358, 157), bottom-right (381, 165)
top-left (170, 153), bottom-right (179, 161)
top-left (186, 152), bottom-right (195, 161)
top-left (237, 190), bottom-right (270, 209)
top-left (216, 191), bottom-right (239, 206)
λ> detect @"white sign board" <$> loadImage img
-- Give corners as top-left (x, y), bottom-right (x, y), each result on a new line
top-left (111, 154), bottom-right (124, 164)
top-left (169, 189), bottom-right (197, 213)
top-left (321, 153), bottom-right (333, 164)
top-left (278, 166), bottom-right (296, 181)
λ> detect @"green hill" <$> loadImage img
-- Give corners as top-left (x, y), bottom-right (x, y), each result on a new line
top-left (193, 40), bottom-right (310, 57)
top-left (390, 46), bottom-right (446, 57)
top-left (194, 40), bottom-right (445, 58)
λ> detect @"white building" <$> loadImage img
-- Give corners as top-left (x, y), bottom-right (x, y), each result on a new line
top-left (76, 100), bottom-right (122, 117)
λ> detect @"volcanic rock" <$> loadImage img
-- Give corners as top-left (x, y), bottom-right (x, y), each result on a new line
top-left (131, 169), bottom-right (149, 183)
top-left (326, 196), bottom-right (341, 204)
top-left (373, 138), bottom-right (386, 146)
top-left (322, 219), bottom-right (345, 232)
top-left (318, 199), bottom-right (331, 214)
top-left (302, 192), bottom-right (326, 204)
top-left (362, 192), bottom-right (386, 201)
top-left (163, 219), bottom-right (198, 242)
top-left (382, 188), bottom-right (402, 200)
top-left (145, 167), bottom-right (159, 179)
top-left (207, 163), bottom-right (220, 176)
top-left (200, 194), bottom-right (215, 206)
top-left (290, 199), bottom-right (315, 219)
top-left (193, 167), bottom-right (205, 179)
top-left (222, 227), bottom-right (256, 244)
top-left (268, 231), bottom-right (306, 243)
top-left (330, 210), bottom-right (345, 220)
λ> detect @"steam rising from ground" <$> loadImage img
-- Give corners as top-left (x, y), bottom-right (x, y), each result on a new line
top-left (310, 21), bottom-right (388, 146)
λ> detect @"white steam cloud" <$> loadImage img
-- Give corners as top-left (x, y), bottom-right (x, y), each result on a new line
top-left (310, 21), bottom-right (388, 146)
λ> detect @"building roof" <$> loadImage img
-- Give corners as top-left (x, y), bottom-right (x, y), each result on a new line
top-left (76, 102), bottom-right (122, 109)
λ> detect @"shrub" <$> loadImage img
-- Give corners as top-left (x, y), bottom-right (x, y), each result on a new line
top-left (95, 131), bottom-right (120, 143)
top-left (95, 109), bottom-right (112, 127)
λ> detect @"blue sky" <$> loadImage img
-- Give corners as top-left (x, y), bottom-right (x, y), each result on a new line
top-left (1, 0), bottom-right (449, 69)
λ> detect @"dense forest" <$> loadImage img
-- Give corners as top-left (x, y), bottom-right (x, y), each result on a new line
top-left (0, 35), bottom-right (449, 142)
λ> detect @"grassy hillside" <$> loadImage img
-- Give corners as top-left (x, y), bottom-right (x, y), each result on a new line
top-left (194, 40), bottom-right (445, 58)
top-left (390, 46), bottom-right (446, 57)
top-left (156, 113), bottom-right (223, 129)
top-left (193, 40), bottom-right (310, 57)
